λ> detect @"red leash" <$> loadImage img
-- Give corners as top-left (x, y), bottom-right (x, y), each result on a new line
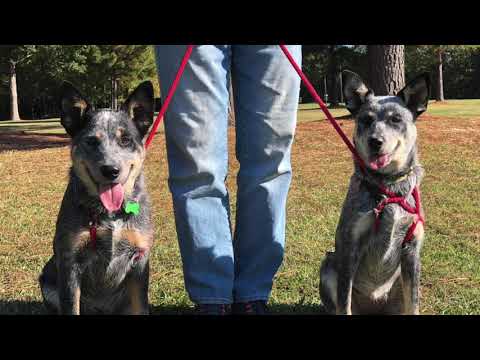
top-left (279, 44), bottom-right (424, 244)
top-left (279, 45), bottom-right (368, 172)
top-left (144, 45), bottom-right (195, 150)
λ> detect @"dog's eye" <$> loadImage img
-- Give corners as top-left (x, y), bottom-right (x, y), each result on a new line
top-left (391, 116), bottom-right (402, 123)
top-left (119, 135), bottom-right (132, 147)
top-left (85, 137), bottom-right (100, 147)
top-left (359, 115), bottom-right (374, 125)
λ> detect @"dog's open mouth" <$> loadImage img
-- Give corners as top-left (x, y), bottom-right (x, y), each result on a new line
top-left (84, 164), bottom-right (133, 213)
top-left (368, 153), bottom-right (391, 171)
top-left (368, 142), bottom-right (401, 171)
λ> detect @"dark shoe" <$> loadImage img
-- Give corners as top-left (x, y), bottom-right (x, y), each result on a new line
top-left (232, 300), bottom-right (269, 315)
top-left (194, 303), bottom-right (231, 315)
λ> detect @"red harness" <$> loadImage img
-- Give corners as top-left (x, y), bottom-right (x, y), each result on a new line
top-left (374, 185), bottom-right (424, 244)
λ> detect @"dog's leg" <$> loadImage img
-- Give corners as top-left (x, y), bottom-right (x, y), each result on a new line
top-left (400, 224), bottom-right (424, 315)
top-left (124, 261), bottom-right (150, 315)
top-left (336, 249), bottom-right (360, 315)
top-left (39, 256), bottom-right (60, 314)
top-left (335, 213), bottom-right (372, 315)
top-left (320, 252), bottom-right (337, 314)
top-left (57, 255), bottom-right (82, 315)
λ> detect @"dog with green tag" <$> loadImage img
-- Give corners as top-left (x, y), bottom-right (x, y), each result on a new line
top-left (39, 81), bottom-right (155, 314)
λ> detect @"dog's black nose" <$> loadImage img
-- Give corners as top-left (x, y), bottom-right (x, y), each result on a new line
top-left (100, 165), bottom-right (120, 180)
top-left (368, 137), bottom-right (383, 152)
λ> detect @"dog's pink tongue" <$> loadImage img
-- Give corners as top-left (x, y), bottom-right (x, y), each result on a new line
top-left (99, 183), bottom-right (124, 213)
top-left (369, 154), bottom-right (391, 170)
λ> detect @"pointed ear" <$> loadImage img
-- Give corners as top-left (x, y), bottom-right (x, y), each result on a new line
top-left (342, 70), bottom-right (372, 115)
top-left (121, 81), bottom-right (154, 138)
top-left (396, 73), bottom-right (430, 119)
top-left (58, 82), bottom-right (91, 137)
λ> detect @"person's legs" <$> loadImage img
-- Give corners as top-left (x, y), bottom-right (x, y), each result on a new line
top-left (155, 45), bottom-right (234, 305)
top-left (231, 45), bottom-right (302, 303)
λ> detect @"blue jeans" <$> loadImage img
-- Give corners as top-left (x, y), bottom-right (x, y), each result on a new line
top-left (155, 45), bottom-right (301, 304)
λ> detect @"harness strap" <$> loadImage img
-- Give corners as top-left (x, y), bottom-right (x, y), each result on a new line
top-left (373, 186), bottom-right (424, 244)
top-left (88, 212), bottom-right (98, 249)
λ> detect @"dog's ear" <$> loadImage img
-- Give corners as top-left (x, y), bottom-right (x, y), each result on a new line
top-left (58, 82), bottom-right (91, 137)
top-left (396, 73), bottom-right (430, 120)
top-left (342, 70), bottom-right (372, 115)
top-left (121, 81), bottom-right (154, 138)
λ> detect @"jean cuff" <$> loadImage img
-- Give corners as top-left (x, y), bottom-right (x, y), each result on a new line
top-left (191, 297), bottom-right (233, 305)
top-left (233, 294), bottom-right (269, 303)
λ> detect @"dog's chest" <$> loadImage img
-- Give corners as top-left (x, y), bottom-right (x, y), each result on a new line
top-left (354, 204), bottom-right (410, 296)
top-left (92, 219), bottom-right (135, 257)
top-left (81, 219), bottom-right (149, 290)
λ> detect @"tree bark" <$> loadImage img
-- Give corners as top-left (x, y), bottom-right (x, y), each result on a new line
top-left (367, 45), bottom-right (405, 95)
top-left (436, 48), bottom-right (445, 101)
top-left (9, 60), bottom-right (21, 121)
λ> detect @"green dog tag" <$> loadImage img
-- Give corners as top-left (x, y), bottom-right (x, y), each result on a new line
top-left (124, 201), bottom-right (140, 216)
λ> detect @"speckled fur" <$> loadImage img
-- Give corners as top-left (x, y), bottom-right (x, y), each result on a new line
top-left (39, 81), bottom-right (155, 314)
top-left (320, 70), bottom-right (430, 315)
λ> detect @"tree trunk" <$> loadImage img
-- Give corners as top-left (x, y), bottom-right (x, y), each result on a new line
top-left (327, 45), bottom-right (339, 107)
top-left (330, 72), bottom-right (342, 107)
top-left (111, 77), bottom-right (118, 110)
top-left (228, 77), bottom-right (235, 127)
top-left (9, 61), bottom-right (21, 121)
top-left (367, 45), bottom-right (405, 95)
top-left (339, 70), bottom-right (344, 104)
top-left (436, 49), bottom-right (445, 101)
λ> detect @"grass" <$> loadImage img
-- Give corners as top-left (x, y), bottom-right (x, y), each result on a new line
top-left (426, 99), bottom-right (480, 118)
top-left (0, 100), bottom-right (479, 314)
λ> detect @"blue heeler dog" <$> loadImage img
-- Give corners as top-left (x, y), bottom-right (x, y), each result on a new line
top-left (320, 70), bottom-right (430, 315)
top-left (39, 81), bottom-right (155, 314)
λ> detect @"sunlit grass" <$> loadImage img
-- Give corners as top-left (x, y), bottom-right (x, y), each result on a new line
top-left (0, 102), bottom-right (479, 314)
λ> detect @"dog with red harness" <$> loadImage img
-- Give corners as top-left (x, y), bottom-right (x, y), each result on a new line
top-left (319, 70), bottom-right (430, 315)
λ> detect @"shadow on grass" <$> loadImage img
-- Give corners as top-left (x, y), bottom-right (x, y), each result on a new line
top-left (0, 125), bottom-right (63, 133)
top-left (0, 300), bottom-right (46, 315)
top-left (0, 300), bottom-right (327, 315)
top-left (0, 133), bottom-right (70, 153)
top-left (268, 303), bottom-right (327, 315)
top-left (150, 303), bottom-right (327, 315)
top-left (319, 114), bottom-right (353, 121)
top-left (150, 304), bottom-right (193, 315)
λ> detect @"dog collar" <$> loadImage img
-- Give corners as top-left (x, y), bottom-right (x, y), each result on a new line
top-left (382, 166), bottom-right (416, 185)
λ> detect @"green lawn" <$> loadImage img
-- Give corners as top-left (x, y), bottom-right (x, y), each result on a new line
top-left (426, 99), bottom-right (480, 118)
top-left (0, 119), bottom-right (64, 135)
top-left (0, 100), bottom-right (479, 314)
